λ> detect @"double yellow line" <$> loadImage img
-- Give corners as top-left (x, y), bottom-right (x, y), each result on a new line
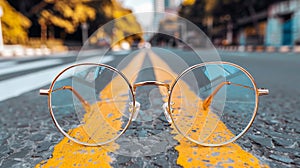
top-left (36, 50), bottom-right (268, 168)
top-left (36, 52), bottom-right (146, 168)
top-left (148, 51), bottom-right (268, 168)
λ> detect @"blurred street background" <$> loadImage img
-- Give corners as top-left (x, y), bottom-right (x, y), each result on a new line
top-left (0, 0), bottom-right (299, 53)
top-left (0, 0), bottom-right (299, 167)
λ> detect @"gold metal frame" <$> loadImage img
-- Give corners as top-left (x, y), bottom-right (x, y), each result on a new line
top-left (40, 63), bottom-right (135, 146)
top-left (40, 61), bottom-right (269, 147)
top-left (133, 81), bottom-right (170, 93)
top-left (168, 61), bottom-right (269, 146)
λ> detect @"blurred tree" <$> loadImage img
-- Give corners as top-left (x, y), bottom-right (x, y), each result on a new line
top-left (105, 0), bottom-right (142, 43)
top-left (85, 0), bottom-right (112, 34)
top-left (111, 13), bottom-right (143, 45)
top-left (0, 0), bottom-right (31, 44)
top-left (179, 0), bottom-right (206, 30)
top-left (182, 0), bottom-right (196, 6)
top-left (8, 0), bottom-right (109, 41)
top-left (7, 0), bottom-right (142, 46)
top-left (89, 0), bottom-right (143, 47)
top-left (39, 0), bottom-right (96, 36)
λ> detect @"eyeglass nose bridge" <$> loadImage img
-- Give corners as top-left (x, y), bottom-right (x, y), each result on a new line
top-left (132, 81), bottom-right (173, 123)
top-left (133, 81), bottom-right (170, 93)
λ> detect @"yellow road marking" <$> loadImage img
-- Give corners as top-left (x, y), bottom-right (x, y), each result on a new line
top-left (36, 52), bottom-right (146, 168)
top-left (148, 50), bottom-right (269, 167)
top-left (36, 49), bottom-right (269, 167)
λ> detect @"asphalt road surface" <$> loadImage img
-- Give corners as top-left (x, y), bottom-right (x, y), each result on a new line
top-left (0, 48), bottom-right (299, 168)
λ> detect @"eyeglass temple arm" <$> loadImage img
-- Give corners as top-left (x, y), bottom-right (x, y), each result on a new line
top-left (202, 81), bottom-right (269, 110)
top-left (39, 86), bottom-right (90, 107)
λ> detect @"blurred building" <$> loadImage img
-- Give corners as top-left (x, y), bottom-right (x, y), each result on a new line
top-left (165, 0), bottom-right (180, 13)
top-left (237, 0), bottom-right (300, 46)
top-left (153, 0), bottom-right (179, 31)
top-left (150, 0), bottom-right (187, 47)
top-left (152, 0), bottom-right (166, 34)
top-left (154, 0), bottom-right (165, 12)
top-left (266, 0), bottom-right (300, 46)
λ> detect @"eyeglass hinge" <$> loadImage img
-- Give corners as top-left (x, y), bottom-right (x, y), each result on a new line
top-left (258, 88), bottom-right (269, 96)
top-left (39, 89), bottom-right (49, 95)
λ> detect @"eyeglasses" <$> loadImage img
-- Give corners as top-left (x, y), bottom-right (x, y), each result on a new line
top-left (40, 61), bottom-right (269, 147)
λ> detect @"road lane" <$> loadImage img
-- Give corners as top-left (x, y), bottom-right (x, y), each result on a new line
top-left (219, 51), bottom-right (300, 167)
top-left (0, 56), bottom-right (113, 102)
top-left (0, 49), bottom-right (298, 167)
top-left (0, 59), bottom-right (63, 76)
top-left (148, 50), bottom-right (269, 167)
top-left (0, 60), bottom-right (17, 68)
top-left (36, 51), bottom-right (146, 167)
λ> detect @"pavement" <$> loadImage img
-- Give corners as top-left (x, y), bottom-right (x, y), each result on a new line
top-left (220, 50), bottom-right (300, 167)
top-left (0, 48), bottom-right (299, 167)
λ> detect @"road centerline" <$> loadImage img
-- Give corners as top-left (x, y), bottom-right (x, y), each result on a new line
top-left (148, 50), bottom-right (269, 168)
top-left (36, 51), bottom-right (146, 167)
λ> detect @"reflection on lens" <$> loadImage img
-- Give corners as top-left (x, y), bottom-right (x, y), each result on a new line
top-left (50, 64), bottom-right (134, 146)
top-left (169, 62), bottom-right (257, 146)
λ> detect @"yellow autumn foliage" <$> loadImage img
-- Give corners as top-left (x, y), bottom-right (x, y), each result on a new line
top-left (182, 0), bottom-right (196, 6)
top-left (205, 0), bottom-right (218, 13)
top-left (0, 0), bottom-right (31, 44)
top-left (99, 0), bottom-right (143, 46)
top-left (113, 14), bottom-right (143, 44)
top-left (40, 0), bottom-right (96, 33)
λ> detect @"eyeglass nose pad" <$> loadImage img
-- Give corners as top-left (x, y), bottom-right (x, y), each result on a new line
top-left (129, 101), bottom-right (140, 121)
top-left (162, 102), bottom-right (172, 123)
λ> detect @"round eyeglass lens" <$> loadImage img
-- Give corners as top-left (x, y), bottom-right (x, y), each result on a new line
top-left (169, 62), bottom-right (258, 146)
top-left (49, 64), bottom-right (134, 146)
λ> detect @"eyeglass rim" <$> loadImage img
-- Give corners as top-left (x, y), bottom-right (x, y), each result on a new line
top-left (167, 61), bottom-right (259, 146)
top-left (47, 63), bottom-right (137, 146)
top-left (47, 61), bottom-right (260, 147)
